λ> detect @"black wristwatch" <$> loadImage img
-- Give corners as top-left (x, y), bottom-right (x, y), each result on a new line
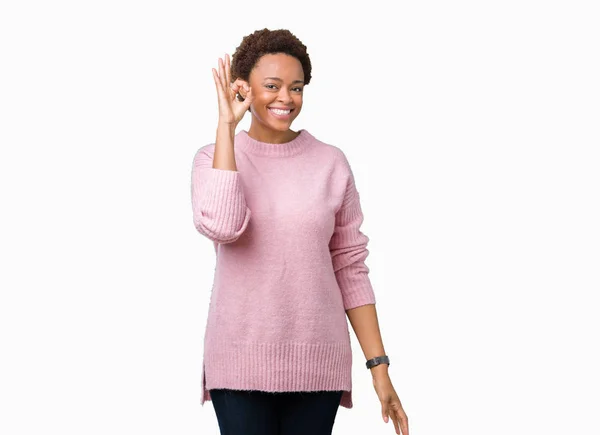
top-left (366, 355), bottom-right (390, 369)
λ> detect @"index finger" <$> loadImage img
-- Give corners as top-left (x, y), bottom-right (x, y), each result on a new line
top-left (232, 78), bottom-right (249, 97)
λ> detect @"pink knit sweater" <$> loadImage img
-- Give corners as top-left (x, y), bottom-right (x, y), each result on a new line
top-left (190, 129), bottom-right (376, 410)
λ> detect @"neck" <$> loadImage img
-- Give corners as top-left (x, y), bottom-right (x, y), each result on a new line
top-left (247, 120), bottom-right (300, 144)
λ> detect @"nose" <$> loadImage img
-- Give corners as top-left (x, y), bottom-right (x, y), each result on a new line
top-left (277, 88), bottom-right (294, 104)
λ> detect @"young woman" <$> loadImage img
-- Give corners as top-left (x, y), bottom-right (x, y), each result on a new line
top-left (191, 28), bottom-right (409, 435)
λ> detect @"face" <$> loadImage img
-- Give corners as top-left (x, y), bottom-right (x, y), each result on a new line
top-left (246, 53), bottom-right (304, 132)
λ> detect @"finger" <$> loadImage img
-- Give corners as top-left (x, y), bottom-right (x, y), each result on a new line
top-left (391, 413), bottom-right (401, 435)
top-left (390, 411), bottom-right (400, 435)
top-left (401, 421), bottom-right (408, 435)
top-left (225, 53), bottom-right (232, 88)
top-left (212, 68), bottom-right (225, 100)
top-left (242, 86), bottom-right (254, 107)
top-left (232, 79), bottom-right (248, 97)
top-left (229, 81), bottom-right (241, 97)
top-left (218, 58), bottom-right (227, 92)
top-left (212, 68), bottom-right (228, 106)
top-left (215, 61), bottom-right (229, 100)
top-left (399, 412), bottom-right (409, 435)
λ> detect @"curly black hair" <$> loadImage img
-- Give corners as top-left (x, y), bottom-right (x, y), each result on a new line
top-left (231, 28), bottom-right (312, 86)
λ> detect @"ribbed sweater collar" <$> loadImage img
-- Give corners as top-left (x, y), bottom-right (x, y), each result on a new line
top-left (235, 129), bottom-right (313, 157)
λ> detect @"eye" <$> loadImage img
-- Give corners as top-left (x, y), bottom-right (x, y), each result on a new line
top-left (293, 87), bottom-right (303, 92)
top-left (266, 84), bottom-right (277, 89)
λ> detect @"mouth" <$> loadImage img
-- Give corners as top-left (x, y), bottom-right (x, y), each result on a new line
top-left (268, 107), bottom-right (295, 119)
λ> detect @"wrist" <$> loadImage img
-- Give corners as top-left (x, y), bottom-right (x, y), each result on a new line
top-left (370, 364), bottom-right (389, 378)
top-left (217, 120), bottom-right (237, 133)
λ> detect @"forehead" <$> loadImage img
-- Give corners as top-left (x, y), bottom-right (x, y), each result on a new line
top-left (250, 53), bottom-right (304, 81)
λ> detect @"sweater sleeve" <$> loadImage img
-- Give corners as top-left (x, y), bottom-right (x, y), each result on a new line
top-left (329, 154), bottom-right (377, 311)
top-left (190, 146), bottom-right (251, 244)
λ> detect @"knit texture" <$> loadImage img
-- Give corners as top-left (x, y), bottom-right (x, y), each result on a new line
top-left (190, 129), bottom-right (376, 410)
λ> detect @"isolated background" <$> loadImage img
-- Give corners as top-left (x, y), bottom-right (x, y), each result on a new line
top-left (1, 0), bottom-right (599, 434)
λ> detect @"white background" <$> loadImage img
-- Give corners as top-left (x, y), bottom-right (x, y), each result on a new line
top-left (1, 0), bottom-right (599, 434)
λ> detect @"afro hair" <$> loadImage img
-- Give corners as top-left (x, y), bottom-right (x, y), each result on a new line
top-left (230, 28), bottom-right (312, 86)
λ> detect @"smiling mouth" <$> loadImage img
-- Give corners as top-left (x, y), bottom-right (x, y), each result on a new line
top-left (268, 108), bottom-right (294, 115)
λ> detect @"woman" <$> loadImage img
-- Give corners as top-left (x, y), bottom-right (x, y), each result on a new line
top-left (191, 28), bottom-right (409, 435)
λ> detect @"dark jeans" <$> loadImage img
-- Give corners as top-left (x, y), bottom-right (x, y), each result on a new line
top-left (209, 388), bottom-right (344, 435)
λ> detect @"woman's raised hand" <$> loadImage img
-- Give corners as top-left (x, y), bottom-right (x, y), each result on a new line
top-left (212, 54), bottom-right (254, 127)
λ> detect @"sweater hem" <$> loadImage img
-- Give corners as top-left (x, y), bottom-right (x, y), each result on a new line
top-left (199, 340), bottom-right (355, 409)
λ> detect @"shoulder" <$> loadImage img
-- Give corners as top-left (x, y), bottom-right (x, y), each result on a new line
top-left (304, 130), bottom-right (352, 172)
top-left (194, 142), bottom-right (216, 156)
top-left (192, 142), bottom-right (216, 165)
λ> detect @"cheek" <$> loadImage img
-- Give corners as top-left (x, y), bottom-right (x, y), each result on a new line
top-left (253, 93), bottom-right (272, 107)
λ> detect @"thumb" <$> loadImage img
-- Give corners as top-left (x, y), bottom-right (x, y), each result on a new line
top-left (382, 407), bottom-right (389, 423)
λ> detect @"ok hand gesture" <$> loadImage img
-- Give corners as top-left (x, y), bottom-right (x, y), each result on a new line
top-left (212, 54), bottom-right (254, 127)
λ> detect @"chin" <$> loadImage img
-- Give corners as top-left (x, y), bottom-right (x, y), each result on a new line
top-left (269, 122), bottom-right (294, 131)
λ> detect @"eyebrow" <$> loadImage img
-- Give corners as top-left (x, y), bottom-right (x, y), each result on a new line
top-left (263, 77), bottom-right (305, 84)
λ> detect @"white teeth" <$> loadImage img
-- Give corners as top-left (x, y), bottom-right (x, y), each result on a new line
top-left (270, 108), bottom-right (291, 115)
